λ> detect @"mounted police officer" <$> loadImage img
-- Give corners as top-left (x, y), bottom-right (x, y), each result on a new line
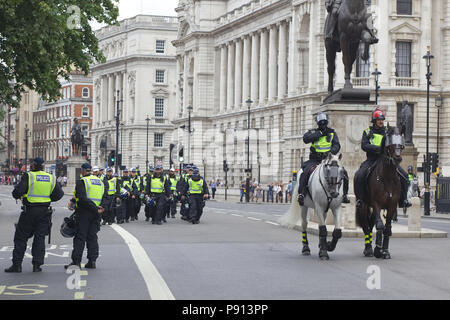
top-left (145, 165), bottom-right (171, 225)
top-left (183, 168), bottom-right (209, 224)
top-left (130, 168), bottom-right (142, 221)
top-left (354, 109), bottom-right (411, 208)
top-left (102, 168), bottom-right (120, 225)
top-left (5, 158), bottom-right (63, 273)
top-left (298, 112), bottom-right (350, 206)
top-left (64, 163), bottom-right (107, 270)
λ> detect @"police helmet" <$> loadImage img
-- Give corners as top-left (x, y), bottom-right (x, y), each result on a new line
top-left (315, 113), bottom-right (329, 126)
top-left (372, 109), bottom-right (385, 122)
top-left (60, 217), bottom-right (77, 238)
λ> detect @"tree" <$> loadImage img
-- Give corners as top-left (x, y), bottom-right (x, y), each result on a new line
top-left (0, 0), bottom-right (119, 108)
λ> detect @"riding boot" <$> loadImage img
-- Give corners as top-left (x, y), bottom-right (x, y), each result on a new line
top-left (342, 171), bottom-right (350, 203)
top-left (298, 173), bottom-right (307, 206)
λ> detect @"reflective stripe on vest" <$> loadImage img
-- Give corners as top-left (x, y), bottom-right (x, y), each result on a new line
top-left (122, 179), bottom-right (132, 191)
top-left (312, 133), bottom-right (334, 153)
top-left (132, 176), bottom-right (141, 192)
top-left (25, 171), bottom-right (56, 203)
top-left (82, 176), bottom-right (104, 206)
top-left (365, 128), bottom-right (384, 147)
top-left (150, 178), bottom-right (164, 193)
top-left (188, 179), bottom-right (203, 194)
top-left (107, 178), bottom-right (117, 195)
top-left (169, 177), bottom-right (178, 191)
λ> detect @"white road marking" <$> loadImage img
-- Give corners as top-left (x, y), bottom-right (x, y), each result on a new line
top-left (231, 214), bottom-right (244, 217)
top-left (265, 221), bottom-right (280, 226)
top-left (110, 224), bottom-right (175, 300)
top-left (74, 292), bottom-right (85, 300)
top-left (247, 217), bottom-right (262, 221)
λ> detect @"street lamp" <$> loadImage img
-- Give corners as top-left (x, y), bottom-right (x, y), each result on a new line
top-left (423, 46), bottom-right (434, 216)
top-left (24, 123), bottom-right (29, 171)
top-left (115, 90), bottom-right (123, 173)
top-left (245, 97), bottom-right (253, 203)
top-left (187, 105), bottom-right (193, 163)
top-left (146, 115), bottom-right (150, 172)
top-left (435, 95), bottom-right (442, 157)
top-left (372, 64), bottom-right (381, 105)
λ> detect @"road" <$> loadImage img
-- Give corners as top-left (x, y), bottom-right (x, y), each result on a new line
top-left (0, 185), bottom-right (449, 300)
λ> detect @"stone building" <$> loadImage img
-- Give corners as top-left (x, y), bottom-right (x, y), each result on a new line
top-left (90, 15), bottom-right (179, 171)
top-left (172, 0), bottom-right (450, 188)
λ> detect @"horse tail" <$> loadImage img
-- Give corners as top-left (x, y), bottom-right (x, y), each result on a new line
top-left (278, 171), bottom-right (302, 229)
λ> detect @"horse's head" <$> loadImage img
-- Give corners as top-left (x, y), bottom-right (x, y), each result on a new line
top-left (384, 125), bottom-right (404, 165)
top-left (323, 153), bottom-right (344, 198)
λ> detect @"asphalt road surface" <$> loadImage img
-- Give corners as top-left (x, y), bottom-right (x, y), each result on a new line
top-left (0, 185), bottom-right (449, 300)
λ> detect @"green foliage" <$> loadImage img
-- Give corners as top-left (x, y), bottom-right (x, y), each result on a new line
top-left (0, 0), bottom-right (119, 108)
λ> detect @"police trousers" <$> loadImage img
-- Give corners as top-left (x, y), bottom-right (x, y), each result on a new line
top-left (71, 210), bottom-right (101, 264)
top-left (188, 195), bottom-right (204, 222)
top-left (12, 206), bottom-right (51, 266)
top-left (148, 194), bottom-right (167, 223)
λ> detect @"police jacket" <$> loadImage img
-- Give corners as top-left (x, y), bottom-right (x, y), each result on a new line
top-left (75, 175), bottom-right (108, 214)
top-left (145, 174), bottom-right (171, 198)
top-left (120, 176), bottom-right (135, 194)
top-left (12, 171), bottom-right (64, 207)
top-left (303, 127), bottom-right (341, 161)
top-left (361, 125), bottom-right (386, 161)
top-left (182, 175), bottom-right (209, 196)
top-left (103, 176), bottom-right (120, 198)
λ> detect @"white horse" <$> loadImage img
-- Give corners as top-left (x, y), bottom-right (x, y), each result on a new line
top-left (279, 153), bottom-right (345, 260)
top-left (403, 176), bottom-right (419, 217)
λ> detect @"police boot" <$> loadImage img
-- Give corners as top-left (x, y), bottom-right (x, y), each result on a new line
top-left (4, 264), bottom-right (22, 273)
top-left (342, 194), bottom-right (350, 204)
top-left (33, 264), bottom-right (42, 272)
top-left (64, 262), bottom-right (81, 269)
top-left (84, 260), bottom-right (96, 269)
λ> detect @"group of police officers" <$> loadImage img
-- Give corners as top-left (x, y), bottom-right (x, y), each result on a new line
top-left (4, 160), bottom-right (209, 272)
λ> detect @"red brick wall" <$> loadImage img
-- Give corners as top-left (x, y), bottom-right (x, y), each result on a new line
top-left (74, 84), bottom-right (93, 98)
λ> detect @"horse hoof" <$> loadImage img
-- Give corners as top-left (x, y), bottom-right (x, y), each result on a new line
top-left (319, 250), bottom-right (329, 260)
top-left (374, 247), bottom-right (383, 259)
top-left (302, 245), bottom-right (311, 256)
top-left (363, 247), bottom-right (373, 257)
top-left (382, 250), bottom-right (391, 259)
top-left (326, 241), bottom-right (336, 252)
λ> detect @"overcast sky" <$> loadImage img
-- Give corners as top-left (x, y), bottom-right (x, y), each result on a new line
top-left (91, 0), bottom-right (179, 30)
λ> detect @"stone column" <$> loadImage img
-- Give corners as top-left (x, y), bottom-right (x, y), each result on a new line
top-left (219, 45), bottom-right (227, 112)
top-left (183, 54), bottom-right (189, 115)
top-left (107, 74), bottom-right (114, 122)
top-left (420, 0), bottom-right (432, 87)
top-left (288, 13), bottom-right (298, 96)
top-left (278, 22), bottom-right (288, 100)
top-left (234, 39), bottom-right (243, 109)
top-left (242, 35), bottom-right (251, 105)
top-left (227, 41), bottom-right (235, 109)
top-left (259, 28), bottom-right (268, 103)
top-left (101, 76), bottom-right (107, 123)
top-left (251, 32), bottom-right (260, 103)
top-left (268, 25), bottom-right (278, 102)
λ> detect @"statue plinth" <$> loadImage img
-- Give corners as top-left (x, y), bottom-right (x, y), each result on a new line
top-left (399, 145), bottom-right (419, 173)
top-left (322, 88), bottom-right (376, 105)
top-left (65, 156), bottom-right (85, 192)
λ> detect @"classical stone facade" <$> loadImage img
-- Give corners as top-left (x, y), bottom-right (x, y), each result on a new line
top-left (171, 0), bottom-right (450, 189)
top-left (91, 15), bottom-right (178, 171)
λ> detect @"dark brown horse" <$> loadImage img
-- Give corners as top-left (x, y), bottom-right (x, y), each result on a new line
top-left (71, 130), bottom-right (83, 156)
top-left (356, 126), bottom-right (404, 259)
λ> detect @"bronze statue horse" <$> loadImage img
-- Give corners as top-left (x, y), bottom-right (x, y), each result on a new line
top-left (356, 126), bottom-right (404, 259)
top-left (71, 130), bottom-right (84, 156)
top-left (325, 0), bottom-right (377, 95)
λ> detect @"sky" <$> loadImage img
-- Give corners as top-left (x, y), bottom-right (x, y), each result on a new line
top-left (90, 0), bottom-right (180, 30)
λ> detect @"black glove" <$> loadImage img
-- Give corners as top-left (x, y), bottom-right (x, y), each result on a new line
top-left (326, 133), bottom-right (332, 142)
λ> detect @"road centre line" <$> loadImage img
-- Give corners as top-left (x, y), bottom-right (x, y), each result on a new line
top-left (110, 224), bottom-right (175, 300)
top-left (265, 221), bottom-right (280, 226)
top-left (247, 217), bottom-right (262, 221)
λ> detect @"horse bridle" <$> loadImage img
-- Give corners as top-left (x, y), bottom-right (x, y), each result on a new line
top-left (319, 160), bottom-right (344, 212)
top-left (384, 133), bottom-right (404, 166)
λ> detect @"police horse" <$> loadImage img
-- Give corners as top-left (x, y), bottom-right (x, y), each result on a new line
top-left (279, 153), bottom-right (345, 260)
top-left (355, 126), bottom-right (404, 259)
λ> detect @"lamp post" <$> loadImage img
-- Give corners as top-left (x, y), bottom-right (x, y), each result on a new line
top-left (187, 105), bottom-right (193, 163)
top-left (423, 46), bottom-right (434, 216)
top-left (245, 97), bottom-right (253, 203)
top-left (115, 90), bottom-right (123, 174)
top-left (146, 115), bottom-right (150, 172)
top-left (435, 95), bottom-right (442, 158)
top-left (372, 64), bottom-right (381, 105)
top-left (24, 123), bottom-right (29, 171)
top-left (120, 122), bottom-right (124, 156)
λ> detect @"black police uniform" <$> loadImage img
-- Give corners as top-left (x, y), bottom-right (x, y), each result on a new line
top-left (7, 168), bottom-right (63, 272)
top-left (145, 174), bottom-right (171, 225)
top-left (298, 127), bottom-right (349, 201)
top-left (143, 173), bottom-right (153, 221)
top-left (354, 125), bottom-right (409, 206)
top-left (131, 174), bottom-right (143, 220)
top-left (177, 172), bottom-right (190, 219)
top-left (102, 175), bottom-right (120, 225)
top-left (119, 175), bottom-right (136, 223)
top-left (68, 174), bottom-right (108, 267)
top-left (183, 175), bottom-right (209, 224)
top-left (165, 173), bottom-right (178, 218)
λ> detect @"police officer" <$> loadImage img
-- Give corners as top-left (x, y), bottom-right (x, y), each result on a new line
top-left (92, 166), bottom-right (100, 177)
top-left (407, 166), bottom-right (416, 184)
top-left (99, 168), bottom-right (105, 180)
top-left (102, 168), bottom-right (120, 225)
top-left (178, 165), bottom-right (192, 220)
top-left (167, 168), bottom-right (179, 218)
top-left (183, 168), bottom-right (209, 224)
top-left (64, 163), bottom-right (107, 269)
top-left (354, 109), bottom-right (411, 208)
top-left (298, 112), bottom-right (350, 206)
top-left (119, 168), bottom-right (135, 223)
top-left (130, 168), bottom-right (142, 221)
top-left (143, 167), bottom-right (153, 222)
top-left (145, 165), bottom-right (170, 225)
top-left (5, 158), bottom-right (64, 273)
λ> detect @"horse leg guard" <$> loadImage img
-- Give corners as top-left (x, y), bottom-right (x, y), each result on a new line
top-left (301, 232), bottom-right (310, 256)
top-left (318, 226), bottom-right (329, 260)
top-left (373, 230), bottom-right (383, 259)
top-left (382, 225), bottom-right (392, 259)
top-left (327, 228), bottom-right (342, 252)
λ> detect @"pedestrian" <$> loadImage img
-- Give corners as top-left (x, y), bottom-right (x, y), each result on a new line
top-left (210, 180), bottom-right (217, 199)
top-left (183, 168), bottom-right (209, 224)
top-left (240, 181), bottom-right (246, 202)
top-left (5, 158), bottom-right (64, 273)
top-left (250, 183), bottom-right (255, 202)
top-left (275, 183), bottom-right (281, 203)
top-left (287, 180), bottom-right (293, 203)
top-left (255, 184), bottom-right (262, 203)
top-left (268, 183), bottom-right (274, 202)
top-left (145, 165), bottom-right (171, 225)
top-left (63, 176), bottom-right (67, 186)
top-left (64, 163), bottom-right (107, 270)
top-left (278, 181), bottom-right (284, 203)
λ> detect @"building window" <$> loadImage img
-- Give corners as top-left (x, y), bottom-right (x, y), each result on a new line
top-left (154, 133), bottom-right (163, 147)
top-left (155, 70), bottom-right (165, 83)
top-left (81, 125), bottom-right (89, 137)
top-left (356, 43), bottom-right (370, 77)
top-left (82, 87), bottom-right (90, 98)
top-left (155, 98), bottom-right (164, 118)
top-left (82, 106), bottom-right (89, 117)
top-left (156, 40), bottom-right (165, 53)
top-left (397, 0), bottom-right (412, 15)
top-left (395, 41), bottom-right (411, 77)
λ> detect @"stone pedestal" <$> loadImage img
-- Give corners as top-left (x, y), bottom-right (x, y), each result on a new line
top-left (408, 197), bottom-right (422, 231)
top-left (399, 145), bottom-right (419, 173)
top-left (316, 103), bottom-right (374, 194)
top-left (342, 195), bottom-right (356, 229)
top-left (65, 156), bottom-right (85, 192)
